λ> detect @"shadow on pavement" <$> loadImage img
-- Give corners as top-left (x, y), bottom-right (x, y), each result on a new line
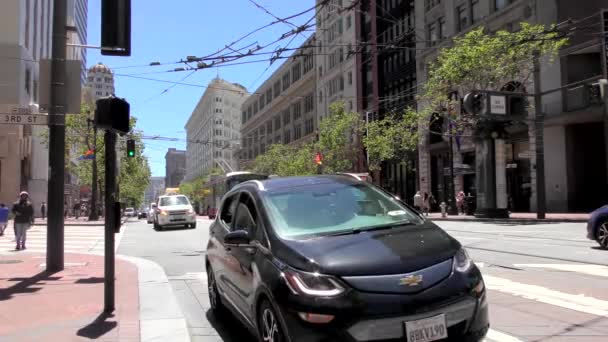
top-left (0, 271), bottom-right (61, 301)
top-left (205, 309), bottom-right (255, 341)
top-left (74, 277), bottom-right (105, 284)
top-left (76, 312), bottom-right (117, 339)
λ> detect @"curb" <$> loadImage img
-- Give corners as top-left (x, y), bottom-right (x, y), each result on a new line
top-left (117, 255), bottom-right (191, 342)
top-left (430, 217), bottom-right (587, 224)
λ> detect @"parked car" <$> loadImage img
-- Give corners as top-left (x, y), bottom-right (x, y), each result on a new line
top-left (154, 195), bottom-right (196, 230)
top-left (124, 207), bottom-right (135, 217)
top-left (206, 175), bottom-right (489, 342)
top-left (587, 205), bottom-right (608, 249)
top-left (147, 204), bottom-right (156, 224)
top-left (138, 208), bottom-right (148, 219)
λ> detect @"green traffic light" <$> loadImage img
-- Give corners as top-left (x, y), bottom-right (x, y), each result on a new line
top-left (128, 151), bottom-right (134, 157)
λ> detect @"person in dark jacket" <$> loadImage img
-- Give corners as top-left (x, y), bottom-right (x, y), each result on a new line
top-left (12, 191), bottom-right (34, 250)
top-left (41, 202), bottom-right (46, 220)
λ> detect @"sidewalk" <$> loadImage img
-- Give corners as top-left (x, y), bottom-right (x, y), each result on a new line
top-left (427, 212), bottom-right (590, 223)
top-left (0, 251), bottom-right (190, 342)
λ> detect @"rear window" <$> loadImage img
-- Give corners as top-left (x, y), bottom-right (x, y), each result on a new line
top-left (159, 196), bottom-right (190, 206)
top-left (262, 181), bottom-right (423, 239)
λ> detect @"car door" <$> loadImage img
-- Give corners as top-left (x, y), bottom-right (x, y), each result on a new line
top-left (207, 193), bottom-right (240, 304)
top-left (225, 192), bottom-right (260, 321)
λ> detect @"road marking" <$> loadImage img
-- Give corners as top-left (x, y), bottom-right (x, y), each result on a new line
top-left (485, 329), bottom-right (525, 342)
top-left (513, 264), bottom-right (608, 278)
top-left (484, 275), bottom-right (608, 316)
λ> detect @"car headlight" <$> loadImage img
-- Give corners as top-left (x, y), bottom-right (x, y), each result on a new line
top-left (187, 208), bottom-right (195, 215)
top-left (159, 210), bottom-right (168, 216)
top-left (283, 269), bottom-right (345, 297)
top-left (454, 248), bottom-right (472, 272)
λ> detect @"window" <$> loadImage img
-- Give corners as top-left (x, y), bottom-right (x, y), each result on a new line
top-left (105, 77), bottom-right (112, 83)
top-left (87, 77), bottom-right (94, 82)
top-left (428, 23), bottom-right (437, 46)
top-left (234, 194), bottom-right (258, 234)
top-left (292, 101), bottom-right (302, 120)
top-left (160, 196), bottom-right (190, 206)
top-left (283, 109), bottom-right (291, 125)
top-left (471, 0), bottom-right (481, 24)
top-left (438, 17), bottom-right (446, 40)
top-left (425, 0), bottom-right (441, 11)
top-left (292, 62), bottom-right (301, 82)
top-left (283, 72), bottom-right (291, 90)
top-left (283, 130), bottom-right (291, 144)
top-left (348, 71), bottom-right (353, 85)
top-left (274, 80), bottom-right (282, 98)
top-left (259, 95), bottom-right (265, 110)
top-left (346, 14), bottom-right (352, 29)
top-left (247, 106), bottom-right (253, 120)
top-left (495, 0), bottom-right (511, 11)
top-left (274, 115), bottom-right (281, 129)
top-left (96, 84), bottom-right (102, 89)
top-left (96, 91), bottom-right (102, 96)
top-left (242, 111), bottom-right (247, 124)
top-left (319, 90), bottom-right (323, 103)
top-left (253, 102), bottom-right (259, 114)
top-left (304, 94), bottom-right (314, 113)
top-left (457, 5), bottom-right (468, 31)
top-left (25, 69), bottom-right (31, 95)
top-left (294, 124), bottom-right (302, 140)
top-left (266, 88), bottom-right (273, 104)
top-left (303, 54), bottom-right (314, 73)
top-left (266, 120), bottom-right (273, 133)
top-left (305, 117), bottom-right (314, 135)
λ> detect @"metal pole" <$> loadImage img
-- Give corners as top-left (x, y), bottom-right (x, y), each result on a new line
top-left (46, 0), bottom-right (68, 272)
top-left (533, 52), bottom-right (546, 219)
top-left (104, 130), bottom-right (116, 313)
top-left (448, 132), bottom-right (458, 215)
top-left (89, 125), bottom-right (99, 221)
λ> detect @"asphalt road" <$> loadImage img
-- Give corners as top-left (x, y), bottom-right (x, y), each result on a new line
top-left (118, 218), bottom-right (608, 342)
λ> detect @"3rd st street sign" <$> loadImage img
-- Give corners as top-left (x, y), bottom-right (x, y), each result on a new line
top-left (0, 105), bottom-right (48, 125)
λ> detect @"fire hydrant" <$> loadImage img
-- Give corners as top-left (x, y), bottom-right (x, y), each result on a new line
top-left (440, 202), bottom-right (447, 217)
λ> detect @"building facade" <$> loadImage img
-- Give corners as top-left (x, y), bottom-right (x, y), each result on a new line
top-left (144, 176), bottom-right (165, 205)
top-left (414, 0), bottom-right (607, 212)
top-left (185, 78), bottom-right (248, 180)
top-left (67, 0), bottom-right (87, 83)
top-left (240, 35), bottom-right (318, 164)
top-left (165, 148), bottom-right (186, 188)
top-left (83, 62), bottom-right (115, 103)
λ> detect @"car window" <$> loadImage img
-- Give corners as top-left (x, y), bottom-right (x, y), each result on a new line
top-left (159, 196), bottom-right (190, 206)
top-left (233, 196), bottom-right (257, 235)
top-left (262, 182), bottom-right (423, 239)
top-left (220, 194), bottom-right (239, 228)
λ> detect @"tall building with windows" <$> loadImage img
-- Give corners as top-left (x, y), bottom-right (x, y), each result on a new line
top-left (165, 148), bottom-right (186, 188)
top-left (67, 0), bottom-right (88, 83)
top-left (185, 78), bottom-right (248, 180)
top-left (144, 177), bottom-right (165, 205)
top-left (239, 35), bottom-right (318, 166)
top-left (316, 0), bottom-right (359, 118)
top-left (84, 63), bottom-right (115, 102)
top-left (414, 0), bottom-right (607, 213)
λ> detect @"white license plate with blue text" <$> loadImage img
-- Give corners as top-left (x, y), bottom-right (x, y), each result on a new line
top-left (404, 314), bottom-right (448, 342)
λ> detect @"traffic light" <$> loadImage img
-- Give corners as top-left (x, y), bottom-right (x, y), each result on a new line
top-left (508, 95), bottom-right (529, 116)
top-left (127, 139), bottom-right (135, 157)
top-left (101, 0), bottom-right (131, 56)
top-left (463, 92), bottom-right (487, 115)
top-left (95, 97), bottom-right (130, 134)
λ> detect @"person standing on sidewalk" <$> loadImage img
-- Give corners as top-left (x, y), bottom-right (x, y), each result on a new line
top-left (41, 202), bottom-right (46, 220)
top-left (0, 204), bottom-right (9, 236)
top-left (413, 191), bottom-right (423, 212)
top-left (11, 191), bottom-right (34, 250)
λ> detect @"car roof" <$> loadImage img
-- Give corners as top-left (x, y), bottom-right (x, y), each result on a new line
top-left (238, 175), bottom-right (362, 193)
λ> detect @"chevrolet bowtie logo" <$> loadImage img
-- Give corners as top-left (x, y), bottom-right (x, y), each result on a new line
top-left (399, 274), bottom-right (423, 287)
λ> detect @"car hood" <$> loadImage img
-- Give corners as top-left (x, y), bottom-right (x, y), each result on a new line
top-left (276, 221), bottom-right (461, 276)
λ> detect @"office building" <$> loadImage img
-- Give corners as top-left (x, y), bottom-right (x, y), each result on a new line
top-left (165, 148), bottom-right (186, 188)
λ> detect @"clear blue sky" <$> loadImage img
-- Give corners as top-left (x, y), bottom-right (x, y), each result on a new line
top-left (86, 0), bottom-right (315, 176)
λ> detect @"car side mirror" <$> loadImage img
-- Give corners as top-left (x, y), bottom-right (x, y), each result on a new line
top-left (224, 230), bottom-right (252, 247)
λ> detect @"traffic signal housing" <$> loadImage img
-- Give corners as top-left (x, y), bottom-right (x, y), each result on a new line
top-left (127, 139), bottom-right (135, 158)
top-left (95, 97), bottom-right (130, 134)
top-left (101, 0), bottom-right (131, 56)
top-left (463, 92), bottom-right (487, 116)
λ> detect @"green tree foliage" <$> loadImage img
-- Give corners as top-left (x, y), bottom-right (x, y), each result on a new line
top-left (117, 119), bottom-right (150, 208)
top-left (251, 103), bottom-right (362, 176)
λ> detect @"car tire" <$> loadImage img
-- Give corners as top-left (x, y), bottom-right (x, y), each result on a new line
top-left (190, 223), bottom-right (197, 229)
top-left (597, 219), bottom-right (608, 249)
top-left (207, 265), bottom-right (225, 315)
top-left (257, 300), bottom-right (287, 342)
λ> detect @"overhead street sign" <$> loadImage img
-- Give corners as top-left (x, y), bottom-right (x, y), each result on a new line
top-left (0, 113), bottom-right (49, 125)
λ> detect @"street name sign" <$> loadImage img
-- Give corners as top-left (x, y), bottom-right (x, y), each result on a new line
top-left (1, 113), bottom-right (48, 125)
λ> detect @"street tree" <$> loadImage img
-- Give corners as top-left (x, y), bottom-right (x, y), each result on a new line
top-left (252, 143), bottom-right (317, 176)
top-left (117, 118), bottom-right (151, 208)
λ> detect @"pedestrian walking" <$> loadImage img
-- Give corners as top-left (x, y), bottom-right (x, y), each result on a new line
top-left (456, 191), bottom-right (466, 215)
top-left (12, 191), bottom-right (34, 250)
top-left (41, 201), bottom-right (46, 220)
top-left (423, 192), bottom-right (430, 216)
top-left (73, 202), bottom-right (80, 219)
top-left (0, 203), bottom-right (9, 236)
top-left (413, 191), bottom-right (423, 212)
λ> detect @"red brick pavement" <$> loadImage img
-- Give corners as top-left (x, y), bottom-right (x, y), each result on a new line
top-left (0, 253), bottom-right (139, 342)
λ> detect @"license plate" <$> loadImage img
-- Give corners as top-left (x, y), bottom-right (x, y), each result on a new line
top-left (404, 314), bottom-right (448, 342)
top-left (170, 216), bottom-right (185, 222)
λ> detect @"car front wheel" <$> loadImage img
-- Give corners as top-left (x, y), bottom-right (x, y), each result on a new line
top-left (597, 220), bottom-right (608, 249)
top-left (257, 300), bottom-right (287, 342)
top-left (207, 265), bottom-right (225, 314)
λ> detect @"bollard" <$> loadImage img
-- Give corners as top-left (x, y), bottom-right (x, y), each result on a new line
top-left (440, 202), bottom-right (447, 217)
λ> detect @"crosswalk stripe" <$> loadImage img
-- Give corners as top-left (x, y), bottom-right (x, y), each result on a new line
top-left (484, 274), bottom-right (608, 316)
top-left (485, 329), bottom-right (524, 342)
top-left (0, 224), bottom-right (107, 254)
top-left (513, 264), bottom-right (608, 278)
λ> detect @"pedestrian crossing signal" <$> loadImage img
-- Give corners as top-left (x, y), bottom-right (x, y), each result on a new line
top-left (127, 139), bottom-right (135, 157)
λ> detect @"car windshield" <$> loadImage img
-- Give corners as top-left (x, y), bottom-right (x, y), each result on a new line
top-left (262, 180), bottom-right (424, 239)
top-left (159, 196), bottom-right (190, 206)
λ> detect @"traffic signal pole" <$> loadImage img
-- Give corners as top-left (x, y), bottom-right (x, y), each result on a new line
top-left (104, 130), bottom-right (117, 313)
top-left (533, 52), bottom-right (546, 219)
top-left (46, 0), bottom-right (68, 272)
